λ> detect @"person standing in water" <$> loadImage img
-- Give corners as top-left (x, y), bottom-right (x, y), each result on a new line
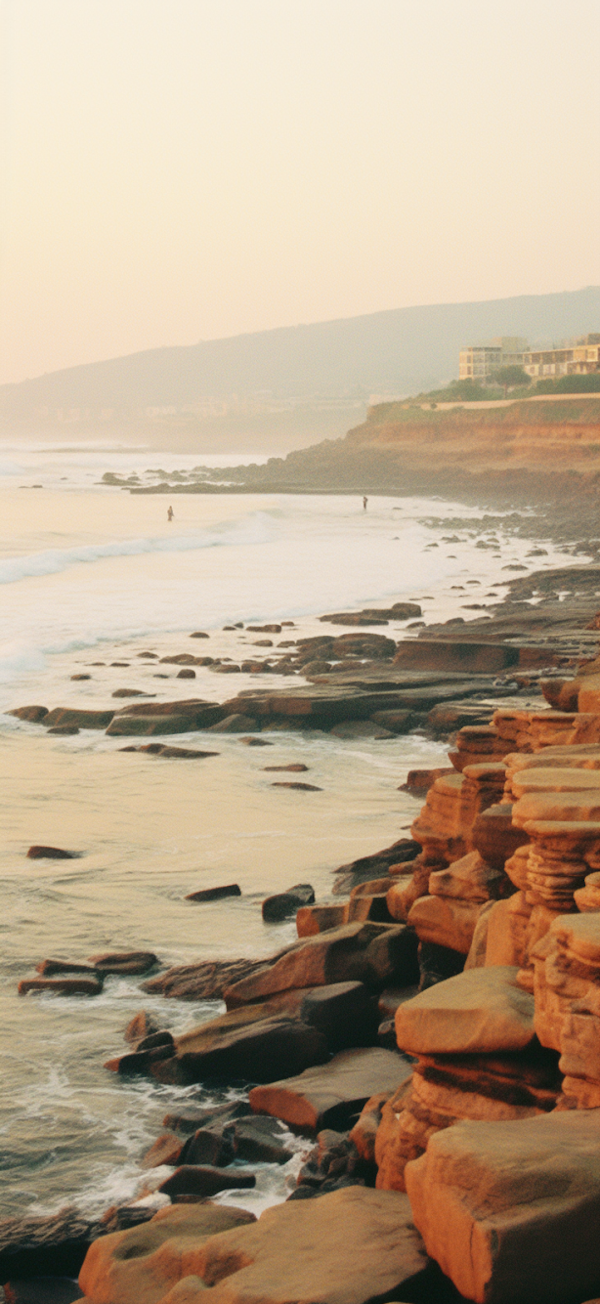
top-left (362, 496), bottom-right (368, 510)
top-left (167, 505), bottom-right (174, 522)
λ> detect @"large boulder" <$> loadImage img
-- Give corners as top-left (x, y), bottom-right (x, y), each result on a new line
top-left (405, 1110), bottom-right (600, 1304)
top-left (395, 966), bottom-right (535, 1055)
top-left (77, 1203), bottom-right (255, 1304)
top-left (407, 895), bottom-right (483, 955)
top-left (223, 922), bottom-right (418, 1006)
top-left (249, 1047), bottom-right (412, 1131)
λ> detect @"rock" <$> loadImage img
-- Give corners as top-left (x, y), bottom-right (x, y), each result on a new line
top-left (81, 1187), bottom-right (429, 1304)
top-left (332, 837), bottom-right (421, 894)
top-left (3, 1277), bottom-right (84, 1303)
top-left (36, 959), bottom-right (97, 976)
top-left (575, 869), bottom-right (600, 911)
top-left (120, 744), bottom-right (218, 759)
top-left (206, 714), bottom-right (258, 732)
top-left (224, 922), bottom-right (419, 1006)
top-left (163, 1102), bottom-right (249, 1136)
top-left (178, 1127), bottom-right (234, 1168)
top-left (427, 702), bottom-right (495, 737)
top-left (106, 700), bottom-right (226, 736)
top-left (484, 894), bottom-right (531, 967)
top-left (158, 1166), bottom-right (256, 1199)
top-left (124, 1011), bottom-right (159, 1043)
top-left (399, 767), bottom-right (454, 797)
top-left (407, 895), bottom-right (484, 955)
top-left (139, 1132), bottom-right (183, 1169)
top-left (271, 781), bottom-right (322, 791)
top-left (7, 705), bottom-right (49, 722)
top-left (176, 668), bottom-right (196, 678)
top-left (78, 1204), bottom-right (255, 1304)
top-left (395, 965), bottom-right (535, 1055)
top-left (48, 725), bottom-right (80, 735)
top-left (417, 940), bottom-right (465, 990)
top-left (247, 624), bottom-right (282, 633)
top-left (88, 951), bottom-right (158, 974)
top-left (329, 719), bottom-right (394, 739)
top-left (369, 708), bottom-right (415, 733)
top-left (172, 1014), bottom-right (329, 1085)
top-left (349, 1091), bottom-right (391, 1163)
top-left (299, 981), bottom-right (378, 1051)
top-left (428, 850), bottom-right (507, 901)
top-left (111, 688), bottom-right (154, 698)
top-left (43, 709), bottom-right (114, 729)
top-left (249, 1047), bottom-right (413, 1131)
top-left (226, 1114), bottom-right (295, 1164)
top-left (238, 735), bottom-right (272, 745)
top-left (185, 884), bottom-right (241, 902)
top-left (0, 1209), bottom-right (95, 1281)
top-left (19, 976), bottom-right (103, 996)
top-left (262, 884), bottom-right (315, 921)
top-left (471, 802), bottom-right (529, 868)
top-left (27, 846), bottom-right (77, 859)
top-left (190, 631), bottom-right (209, 638)
top-left (405, 1110), bottom-right (600, 1304)
top-left (263, 763), bottom-right (309, 772)
top-left (142, 958), bottom-right (267, 1000)
top-left (296, 903), bottom-right (348, 935)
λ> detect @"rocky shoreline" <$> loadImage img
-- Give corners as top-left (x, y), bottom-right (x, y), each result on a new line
top-left (5, 564), bottom-right (600, 1303)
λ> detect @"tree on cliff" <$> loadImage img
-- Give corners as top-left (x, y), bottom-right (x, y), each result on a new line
top-left (493, 365), bottom-right (530, 396)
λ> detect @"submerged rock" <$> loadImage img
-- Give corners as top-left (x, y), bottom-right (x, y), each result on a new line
top-left (262, 883), bottom-right (315, 921)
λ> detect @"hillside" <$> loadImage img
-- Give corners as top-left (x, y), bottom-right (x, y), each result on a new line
top-left (1, 288), bottom-right (599, 455)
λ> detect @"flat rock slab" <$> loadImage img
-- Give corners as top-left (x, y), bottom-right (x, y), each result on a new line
top-left (27, 846), bottom-right (77, 860)
top-left (78, 1203), bottom-right (255, 1304)
top-left (88, 951), bottom-right (158, 974)
top-left (157, 1185), bottom-right (429, 1304)
top-left (405, 1109), bottom-right (600, 1304)
top-left (158, 1165), bottom-right (256, 1199)
top-left (395, 965), bottom-right (535, 1055)
top-left (19, 976), bottom-right (103, 997)
top-left (142, 958), bottom-right (267, 1001)
top-left (249, 1046), bottom-right (413, 1131)
top-left (120, 744), bottom-right (218, 758)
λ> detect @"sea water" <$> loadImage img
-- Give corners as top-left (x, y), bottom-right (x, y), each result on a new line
top-left (0, 440), bottom-right (579, 1218)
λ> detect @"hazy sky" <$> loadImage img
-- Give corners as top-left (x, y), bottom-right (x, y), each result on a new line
top-left (2, 0), bottom-right (599, 384)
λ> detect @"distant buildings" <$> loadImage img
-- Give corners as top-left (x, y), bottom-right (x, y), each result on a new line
top-left (522, 335), bottom-right (600, 380)
top-left (459, 337), bottom-right (529, 381)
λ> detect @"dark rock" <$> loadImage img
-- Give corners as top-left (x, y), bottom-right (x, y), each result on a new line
top-left (369, 709), bottom-right (415, 733)
top-left (247, 624), bottom-right (282, 634)
top-left (47, 726), bottom-right (80, 735)
top-left (417, 940), bottom-right (465, 992)
top-left (96, 1205), bottom-right (154, 1234)
top-left (262, 884), bottom-right (315, 921)
top-left (104, 1043), bottom-right (175, 1074)
top-left (225, 1115), bottom-right (295, 1164)
top-left (332, 838), bottom-right (421, 895)
top-left (106, 699), bottom-right (226, 735)
top-left (27, 846), bottom-right (77, 860)
top-left (70, 674), bottom-right (91, 681)
top-left (158, 1166), bottom-right (256, 1199)
top-left (239, 735), bottom-right (273, 745)
top-left (271, 782), bottom-right (322, 791)
top-left (174, 1018), bottom-right (329, 1086)
top-left (124, 1011), bottom-right (159, 1043)
top-left (0, 1210), bottom-right (94, 1280)
top-left (19, 976), bottom-right (103, 997)
top-left (177, 668), bottom-right (196, 678)
top-left (206, 713), bottom-right (258, 731)
top-left (178, 1127), bottom-right (234, 1167)
top-left (263, 763), bottom-right (309, 772)
top-left (300, 981), bottom-right (378, 1052)
top-left (7, 705), bottom-right (48, 722)
top-left (119, 743), bottom-right (218, 758)
top-left (35, 959), bottom-right (97, 976)
top-left (185, 883), bottom-right (242, 902)
top-left (88, 950), bottom-right (158, 974)
top-left (3, 1277), bottom-right (84, 1303)
top-left (136, 1030), bottom-right (174, 1052)
top-left (163, 1101), bottom-right (249, 1135)
top-left (111, 688), bottom-right (154, 698)
top-left (190, 631), bottom-right (210, 638)
top-left (399, 768), bottom-right (454, 797)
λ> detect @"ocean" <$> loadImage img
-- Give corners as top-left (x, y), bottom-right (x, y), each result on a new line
top-left (0, 438), bottom-right (578, 1220)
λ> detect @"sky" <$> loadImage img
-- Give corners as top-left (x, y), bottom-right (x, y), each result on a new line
top-left (1, 0), bottom-right (599, 385)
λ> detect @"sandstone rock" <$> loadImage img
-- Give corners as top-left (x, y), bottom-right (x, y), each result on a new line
top-left (43, 708), bottom-right (114, 729)
top-left (27, 846), bottom-right (77, 860)
top-left (464, 900), bottom-right (495, 969)
top-left (0, 1209), bottom-right (95, 1282)
top-left (332, 837), bottom-right (421, 894)
top-left (78, 1203), bottom-right (255, 1304)
top-left (172, 1016), bottom-right (328, 1085)
top-left (471, 803), bottom-right (529, 868)
top-left (162, 1102), bottom-right (249, 1136)
top-left (349, 1092), bottom-right (391, 1163)
top-left (124, 1011), bottom-right (159, 1043)
top-left (139, 1133), bottom-right (183, 1169)
top-left (88, 951), bottom-right (158, 974)
top-left (405, 1110), bottom-right (600, 1304)
top-left (575, 870), bottom-right (600, 912)
top-left (184, 884), bottom-right (241, 902)
top-left (36, 959), bottom-right (97, 976)
top-left (7, 705), bottom-right (49, 722)
top-left (428, 850), bottom-right (507, 902)
top-left (225, 1115), bottom-right (295, 1164)
top-left (48, 725), bottom-right (80, 735)
top-left (346, 893), bottom-right (393, 924)
top-left (394, 638), bottom-right (551, 674)
top-left (158, 1186), bottom-right (428, 1304)
top-left (249, 1047), bottom-right (412, 1132)
top-left (112, 688), bottom-right (154, 698)
top-left (395, 966), bottom-right (535, 1054)
top-left (416, 940), bottom-right (465, 990)
top-left (408, 895), bottom-right (482, 955)
top-left (296, 903), bottom-right (348, 935)
top-left (142, 958), bottom-right (266, 1000)
top-left (106, 701), bottom-right (226, 736)
top-left (369, 709), bottom-right (415, 733)
top-left (206, 714), bottom-right (258, 732)
top-left (262, 883), bottom-right (315, 921)
top-left (484, 894), bottom-right (531, 968)
top-left (262, 763), bottom-right (309, 771)
top-left (399, 767), bottom-right (453, 796)
top-left (120, 744), bottom-right (218, 759)
top-left (386, 869), bottom-right (429, 923)
top-left (299, 981), bottom-right (378, 1051)
top-left (176, 669), bottom-right (196, 679)
top-left (223, 922), bottom-right (419, 1005)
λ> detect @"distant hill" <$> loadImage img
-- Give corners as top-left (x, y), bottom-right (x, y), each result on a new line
top-left (2, 287), bottom-right (599, 417)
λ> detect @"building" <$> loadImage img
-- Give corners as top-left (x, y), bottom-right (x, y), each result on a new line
top-left (459, 336), bottom-right (528, 382)
top-left (522, 334), bottom-right (600, 380)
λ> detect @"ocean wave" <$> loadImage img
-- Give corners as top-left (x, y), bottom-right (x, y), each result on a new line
top-left (0, 515), bottom-right (274, 585)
